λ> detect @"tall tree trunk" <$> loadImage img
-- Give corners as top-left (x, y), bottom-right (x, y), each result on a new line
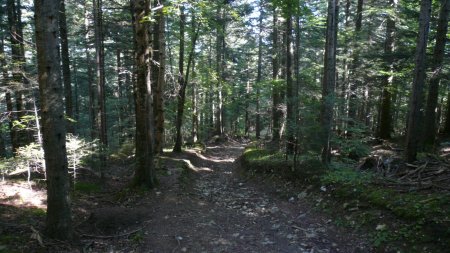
top-left (272, 8), bottom-right (281, 142)
top-left (294, 7), bottom-right (300, 151)
top-left (116, 49), bottom-right (123, 145)
top-left (59, 0), bottom-right (74, 133)
top-left (378, 0), bottom-right (396, 139)
top-left (405, 0), bottom-right (432, 162)
top-left (152, 0), bottom-right (165, 154)
top-left (7, 0), bottom-right (23, 150)
top-left (93, 0), bottom-right (107, 175)
top-left (34, 0), bottom-right (72, 240)
top-left (174, 11), bottom-right (199, 152)
top-left (285, 13), bottom-right (295, 154)
top-left (347, 0), bottom-right (363, 129)
top-left (214, 6), bottom-right (225, 136)
top-left (320, 0), bottom-right (339, 164)
top-left (84, 0), bottom-right (96, 140)
top-left (255, 2), bottom-right (264, 139)
top-left (338, 0), bottom-right (351, 134)
top-left (173, 6), bottom-right (186, 152)
top-left (191, 59), bottom-right (199, 143)
top-left (0, 35), bottom-right (10, 157)
top-left (425, 0), bottom-right (449, 144)
top-left (132, 0), bottom-right (156, 188)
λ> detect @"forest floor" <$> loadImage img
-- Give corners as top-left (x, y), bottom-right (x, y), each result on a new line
top-left (1, 142), bottom-right (373, 252)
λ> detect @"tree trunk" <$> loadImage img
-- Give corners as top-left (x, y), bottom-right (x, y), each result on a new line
top-left (132, 0), bottom-right (156, 188)
top-left (174, 12), bottom-right (199, 152)
top-left (173, 6), bottom-right (186, 152)
top-left (34, 0), bottom-right (72, 240)
top-left (425, 0), bottom-right (449, 144)
top-left (378, 0), bottom-right (396, 139)
top-left (83, 0), bottom-right (96, 141)
top-left (0, 36), bottom-right (9, 157)
top-left (320, 0), bottom-right (339, 164)
top-left (347, 0), bottom-right (363, 129)
top-left (255, 2), bottom-right (264, 139)
top-left (405, 0), bottom-right (432, 162)
top-left (93, 0), bottom-right (107, 176)
top-left (285, 13), bottom-right (295, 154)
top-left (272, 9), bottom-right (281, 142)
top-left (152, 0), bottom-right (165, 154)
top-left (59, 0), bottom-right (74, 133)
top-left (7, 0), bottom-right (24, 150)
top-left (192, 59), bottom-right (199, 143)
top-left (214, 6), bottom-right (225, 136)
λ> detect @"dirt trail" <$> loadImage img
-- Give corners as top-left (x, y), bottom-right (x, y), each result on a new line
top-left (81, 143), bottom-right (369, 253)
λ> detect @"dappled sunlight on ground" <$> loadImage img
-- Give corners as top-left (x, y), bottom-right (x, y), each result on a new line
top-left (0, 181), bottom-right (47, 209)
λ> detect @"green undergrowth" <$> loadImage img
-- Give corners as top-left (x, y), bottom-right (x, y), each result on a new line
top-left (241, 147), bottom-right (325, 183)
top-left (74, 181), bottom-right (102, 194)
top-left (240, 147), bottom-right (450, 252)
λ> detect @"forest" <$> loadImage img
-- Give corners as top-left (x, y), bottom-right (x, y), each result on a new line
top-left (0, 0), bottom-right (449, 252)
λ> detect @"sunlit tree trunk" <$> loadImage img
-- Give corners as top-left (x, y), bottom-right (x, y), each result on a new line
top-left (152, 0), bottom-right (165, 154)
top-left (59, 0), bottom-right (74, 133)
top-left (132, 0), bottom-right (156, 188)
top-left (173, 5), bottom-right (186, 152)
top-left (405, 0), bottom-right (432, 162)
top-left (34, 0), bottom-right (73, 240)
top-left (0, 36), bottom-right (9, 157)
top-left (272, 8), bottom-right (281, 142)
top-left (285, 12), bottom-right (295, 154)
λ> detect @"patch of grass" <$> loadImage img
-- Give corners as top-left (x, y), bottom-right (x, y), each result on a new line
top-left (74, 182), bottom-right (101, 194)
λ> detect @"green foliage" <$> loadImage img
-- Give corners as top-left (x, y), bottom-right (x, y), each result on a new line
top-left (3, 135), bottom-right (96, 180)
top-left (74, 182), bottom-right (101, 194)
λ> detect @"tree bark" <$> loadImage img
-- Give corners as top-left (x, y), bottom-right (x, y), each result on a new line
top-left (285, 12), bottom-right (295, 154)
top-left (7, 0), bottom-right (24, 150)
top-left (425, 0), bottom-right (449, 144)
top-left (152, 0), bottom-right (165, 154)
top-left (173, 6), bottom-right (186, 152)
top-left (320, 0), bottom-right (339, 164)
top-left (174, 11), bottom-right (199, 152)
top-left (378, 0), bottom-right (396, 139)
top-left (0, 35), bottom-right (9, 157)
top-left (255, 1), bottom-right (264, 139)
top-left (272, 8), bottom-right (281, 142)
top-left (83, 0), bottom-right (96, 141)
top-left (59, 0), bottom-right (74, 133)
top-left (132, 0), bottom-right (156, 188)
top-left (93, 0), bottom-right (107, 175)
top-left (34, 0), bottom-right (72, 240)
top-left (405, 0), bottom-right (432, 162)
top-left (347, 0), bottom-right (363, 129)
